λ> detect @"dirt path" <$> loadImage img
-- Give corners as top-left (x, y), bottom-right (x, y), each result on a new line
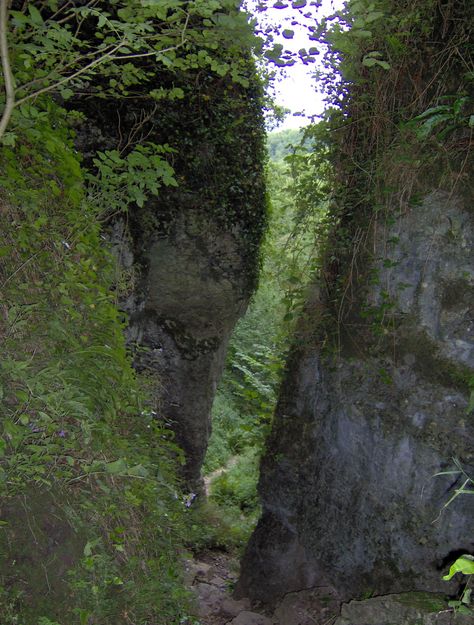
top-left (203, 455), bottom-right (240, 496)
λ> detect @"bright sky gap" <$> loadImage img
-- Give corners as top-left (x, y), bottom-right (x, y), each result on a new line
top-left (246, 0), bottom-right (346, 128)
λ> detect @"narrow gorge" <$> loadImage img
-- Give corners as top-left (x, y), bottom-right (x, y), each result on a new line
top-left (0, 1), bottom-right (472, 624)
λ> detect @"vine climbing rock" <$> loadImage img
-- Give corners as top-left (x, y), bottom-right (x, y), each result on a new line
top-left (237, 189), bottom-right (474, 603)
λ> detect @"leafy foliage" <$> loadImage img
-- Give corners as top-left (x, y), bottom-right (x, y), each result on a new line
top-left (0, 97), bottom-right (194, 624)
top-left (1, 0), bottom-right (259, 141)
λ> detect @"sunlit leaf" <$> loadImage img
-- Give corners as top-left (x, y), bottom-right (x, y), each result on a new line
top-left (443, 555), bottom-right (474, 580)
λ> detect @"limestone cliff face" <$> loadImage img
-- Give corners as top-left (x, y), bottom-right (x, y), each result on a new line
top-left (77, 69), bottom-right (266, 489)
top-left (238, 189), bottom-right (474, 603)
top-left (117, 209), bottom-right (261, 488)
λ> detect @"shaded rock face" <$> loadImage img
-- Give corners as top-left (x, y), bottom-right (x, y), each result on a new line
top-left (238, 191), bottom-right (474, 604)
top-left (117, 213), bottom-right (257, 486)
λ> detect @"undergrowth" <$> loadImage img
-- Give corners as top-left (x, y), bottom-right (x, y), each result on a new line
top-left (0, 98), bottom-right (194, 624)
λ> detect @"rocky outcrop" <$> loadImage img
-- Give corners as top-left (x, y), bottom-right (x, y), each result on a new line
top-left (119, 209), bottom-right (263, 487)
top-left (77, 67), bottom-right (266, 489)
top-left (238, 190), bottom-right (474, 603)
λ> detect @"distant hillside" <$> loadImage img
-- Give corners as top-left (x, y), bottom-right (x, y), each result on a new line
top-left (266, 128), bottom-right (303, 161)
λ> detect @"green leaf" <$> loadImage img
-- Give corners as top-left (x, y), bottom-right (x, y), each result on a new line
top-left (83, 541), bottom-right (93, 556)
top-left (60, 88), bottom-right (74, 100)
top-left (353, 30), bottom-right (373, 39)
top-left (1, 133), bottom-right (17, 146)
top-left (97, 13), bottom-right (108, 28)
top-left (105, 458), bottom-right (128, 474)
top-left (28, 5), bottom-right (44, 25)
top-left (467, 389), bottom-right (474, 415)
top-left (363, 57), bottom-right (377, 67)
top-left (416, 113), bottom-right (453, 139)
top-left (366, 11), bottom-right (384, 23)
top-left (443, 555), bottom-right (474, 580)
top-left (462, 588), bottom-right (472, 604)
top-left (127, 464), bottom-right (150, 478)
top-left (413, 105), bottom-right (450, 121)
top-left (282, 29), bottom-right (295, 39)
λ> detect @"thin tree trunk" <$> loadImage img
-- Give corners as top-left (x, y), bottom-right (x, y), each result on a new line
top-left (0, 0), bottom-right (14, 141)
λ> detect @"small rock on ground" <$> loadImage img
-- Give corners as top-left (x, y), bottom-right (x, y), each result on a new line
top-left (186, 552), bottom-right (264, 625)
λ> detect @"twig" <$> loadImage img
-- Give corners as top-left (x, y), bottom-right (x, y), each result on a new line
top-left (14, 40), bottom-right (127, 108)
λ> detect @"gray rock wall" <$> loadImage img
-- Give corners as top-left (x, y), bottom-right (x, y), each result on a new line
top-left (118, 213), bottom-right (257, 487)
top-left (238, 191), bottom-right (474, 603)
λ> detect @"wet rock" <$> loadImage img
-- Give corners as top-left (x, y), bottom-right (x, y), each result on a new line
top-left (193, 582), bottom-right (228, 618)
top-left (210, 575), bottom-right (229, 588)
top-left (184, 559), bottom-right (212, 584)
top-left (273, 586), bottom-right (340, 625)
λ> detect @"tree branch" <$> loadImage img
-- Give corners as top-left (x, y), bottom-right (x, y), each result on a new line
top-left (1, 7), bottom-right (191, 138)
top-left (14, 40), bottom-right (127, 108)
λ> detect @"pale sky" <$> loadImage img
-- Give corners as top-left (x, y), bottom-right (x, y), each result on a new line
top-left (247, 0), bottom-right (346, 128)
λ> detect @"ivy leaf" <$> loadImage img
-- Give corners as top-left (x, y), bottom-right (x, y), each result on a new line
top-left (282, 29), bottom-right (295, 39)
